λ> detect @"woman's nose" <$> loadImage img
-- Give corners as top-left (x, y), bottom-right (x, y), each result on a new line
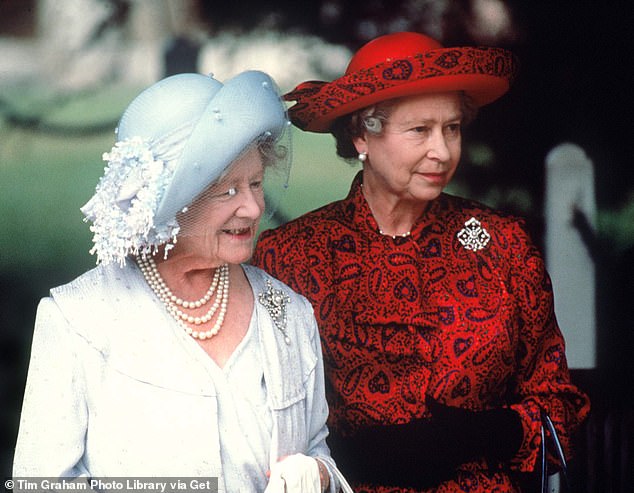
top-left (236, 188), bottom-right (264, 219)
top-left (427, 130), bottom-right (451, 162)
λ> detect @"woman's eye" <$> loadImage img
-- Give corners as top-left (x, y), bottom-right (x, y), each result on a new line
top-left (226, 187), bottom-right (237, 197)
top-left (250, 181), bottom-right (263, 190)
top-left (445, 123), bottom-right (461, 136)
top-left (411, 126), bottom-right (428, 133)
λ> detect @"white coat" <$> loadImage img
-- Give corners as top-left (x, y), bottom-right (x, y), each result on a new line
top-left (13, 263), bottom-right (343, 492)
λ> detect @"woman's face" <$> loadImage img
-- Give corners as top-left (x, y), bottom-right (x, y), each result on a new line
top-left (175, 147), bottom-right (265, 266)
top-left (354, 92), bottom-right (463, 204)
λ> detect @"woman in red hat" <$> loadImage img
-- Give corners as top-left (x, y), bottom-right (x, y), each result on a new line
top-left (253, 32), bottom-right (590, 492)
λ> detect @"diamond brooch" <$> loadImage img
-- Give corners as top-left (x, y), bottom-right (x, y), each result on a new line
top-left (258, 280), bottom-right (291, 345)
top-left (457, 217), bottom-right (491, 251)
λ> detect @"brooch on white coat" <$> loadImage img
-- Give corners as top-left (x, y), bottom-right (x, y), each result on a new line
top-left (457, 217), bottom-right (491, 251)
top-left (258, 280), bottom-right (291, 345)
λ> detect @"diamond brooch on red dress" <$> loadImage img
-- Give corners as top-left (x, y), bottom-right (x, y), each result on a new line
top-left (457, 217), bottom-right (491, 251)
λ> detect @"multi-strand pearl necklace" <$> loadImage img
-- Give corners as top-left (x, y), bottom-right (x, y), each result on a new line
top-left (137, 256), bottom-right (229, 340)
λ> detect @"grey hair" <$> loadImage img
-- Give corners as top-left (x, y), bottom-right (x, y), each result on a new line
top-left (330, 92), bottom-right (478, 161)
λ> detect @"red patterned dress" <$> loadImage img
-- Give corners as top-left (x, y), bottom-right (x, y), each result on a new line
top-left (253, 173), bottom-right (590, 492)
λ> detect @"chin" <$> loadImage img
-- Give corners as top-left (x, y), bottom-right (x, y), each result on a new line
top-left (222, 249), bottom-right (254, 266)
top-left (412, 188), bottom-right (444, 202)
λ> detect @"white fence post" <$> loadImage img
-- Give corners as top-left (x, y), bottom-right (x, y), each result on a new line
top-left (544, 143), bottom-right (597, 369)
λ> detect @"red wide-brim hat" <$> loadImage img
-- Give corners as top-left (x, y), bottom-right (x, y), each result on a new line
top-left (284, 32), bottom-right (519, 133)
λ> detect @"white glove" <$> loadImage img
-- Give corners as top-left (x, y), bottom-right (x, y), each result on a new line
top-left (264, 454), bottom-right (321, 493)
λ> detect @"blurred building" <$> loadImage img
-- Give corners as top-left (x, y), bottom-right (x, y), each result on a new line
top-left (0, 0), bottom-right (350, 93)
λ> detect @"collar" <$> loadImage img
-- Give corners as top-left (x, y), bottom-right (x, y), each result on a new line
top-left (346, 171), bottom-right (443, 240)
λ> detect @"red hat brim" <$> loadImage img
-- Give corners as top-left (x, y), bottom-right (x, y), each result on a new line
top-left (284, 46), bottom-right (518, 133)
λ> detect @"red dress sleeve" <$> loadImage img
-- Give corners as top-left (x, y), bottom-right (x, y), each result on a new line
top-left (504, 219), bottom-right (590, 471)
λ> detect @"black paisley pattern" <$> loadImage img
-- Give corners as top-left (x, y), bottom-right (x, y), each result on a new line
top-left (253, 173), bottom-right (590, 493)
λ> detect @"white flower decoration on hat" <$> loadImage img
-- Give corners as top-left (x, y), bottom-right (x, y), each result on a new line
top-left (81, 137), bottom-right (179, 266)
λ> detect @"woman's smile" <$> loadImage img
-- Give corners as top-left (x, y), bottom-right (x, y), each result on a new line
top-left (222, 225), bottom-right (255, 240)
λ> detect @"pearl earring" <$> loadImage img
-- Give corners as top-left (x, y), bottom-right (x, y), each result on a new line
top-left (358, 152), bottom-right (368, 162)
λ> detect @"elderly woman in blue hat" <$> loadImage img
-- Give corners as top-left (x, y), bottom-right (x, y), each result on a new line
top-left (13, 71), bottom-right (351, 493)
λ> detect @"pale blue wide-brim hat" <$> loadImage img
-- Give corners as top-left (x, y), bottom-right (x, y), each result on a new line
top-left (81, 71), bottom-right (289, 265)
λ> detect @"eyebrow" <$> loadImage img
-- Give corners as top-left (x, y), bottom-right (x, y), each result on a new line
top-left (398, 112), bottom-right (463, 126)
top-left (216, 169), bottom-right (264, 188)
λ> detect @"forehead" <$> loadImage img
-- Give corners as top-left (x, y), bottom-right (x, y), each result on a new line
top-left (215, 146), bottom-right (264, 184)
top-left (387, 92), bottom-right (463, 121)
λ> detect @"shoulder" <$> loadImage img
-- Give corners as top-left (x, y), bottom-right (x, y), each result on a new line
top-left (432, 194), bottom-right (544, 276)
top-left (438, 193), bottom-right (534, 243)
top-left (259, 199), bottom-right (346, 246)
top-left (243, 264), bottom-right (315, 314)
top-left (254, 200), bottom-right (349, 277)
top-left (46, 262), bottom-right (152, 347)
top-left (439, 193), bottom-right (517, 222)
top-left (51, 262), bottom-right (139, 300)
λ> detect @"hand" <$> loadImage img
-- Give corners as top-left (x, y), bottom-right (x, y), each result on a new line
top-left (264, 454), bottom-right (321, 493)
